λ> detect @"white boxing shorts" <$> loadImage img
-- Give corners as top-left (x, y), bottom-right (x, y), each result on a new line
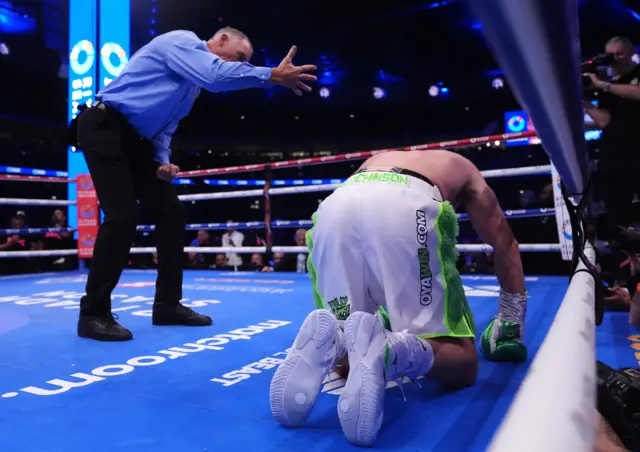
top-left (305, 168), bottom-right (475, 339)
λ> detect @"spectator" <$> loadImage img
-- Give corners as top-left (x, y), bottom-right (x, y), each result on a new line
top-left (222, 221), bottom-right (244, 267)
top-left (539, 183), bottom-right (554, 207)
top-left (44, 209), bottom-right (76, 269)
top-left (188, 230), bottom-right (211, 268)
top-left (1, 212), bottom-right (27, 252)
top-left (213, 253), bottom-right (227, 268)
top-left (251, 253), bottom-right (264, 266)
top-left (263, 228), bottom-right (308, 272)
top-left (0, 212), bottom-right (29, 274)
top-left (517, 189), bottom-right (537, 209)
top-left (243, 253), bottom-right (265, 271)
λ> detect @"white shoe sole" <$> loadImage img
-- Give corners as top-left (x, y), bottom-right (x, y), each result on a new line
top-left (270, 309), bottom-right (338, 427)
top-left (337, 311), bottom-right (387, 447)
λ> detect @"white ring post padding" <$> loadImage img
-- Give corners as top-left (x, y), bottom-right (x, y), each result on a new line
top-left (488, 242), bottom-right (597, 452)
top-left (0, 198), bottom-right (76, 206)
top-left (176, 165), bottom-right (553, 202)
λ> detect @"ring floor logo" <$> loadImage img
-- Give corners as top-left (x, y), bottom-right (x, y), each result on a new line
top-left (30, 275), bottom-right (295, 295)
top-left (0, 320), bottom-right (291, 400)
top-left (0, 291), bottom-right (222, 318)
top-left (212, 347), bottom-right (422, 395)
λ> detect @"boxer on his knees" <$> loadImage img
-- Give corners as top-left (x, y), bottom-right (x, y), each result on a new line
top-left (269, 150), bottom-right (527, 447)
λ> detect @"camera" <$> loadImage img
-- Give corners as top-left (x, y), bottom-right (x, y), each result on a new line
top-left (582, 53), bottom-right (615, 88)
top-left (597, 360), bottom-right (640, 450)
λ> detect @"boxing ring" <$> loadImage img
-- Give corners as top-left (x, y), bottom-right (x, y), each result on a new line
top-left (2, 1), bottom-right (640, 447)
top-left (1, 124), bottom-right (637, 452)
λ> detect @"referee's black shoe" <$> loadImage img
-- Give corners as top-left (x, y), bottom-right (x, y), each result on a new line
top-left (152, 303), bottom-right (213, 326)
top-left (77, 313), bottom-right (133, 341)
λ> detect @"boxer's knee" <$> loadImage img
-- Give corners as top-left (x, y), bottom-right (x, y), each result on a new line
top-left (450, 337), bottom-right (478, 388)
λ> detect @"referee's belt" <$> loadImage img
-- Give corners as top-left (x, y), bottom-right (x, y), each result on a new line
top-left (92, 101), bottom-right (146, 141)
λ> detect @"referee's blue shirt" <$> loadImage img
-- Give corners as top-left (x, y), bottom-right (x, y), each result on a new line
top-left (97, 30), bottom-right (272, 164)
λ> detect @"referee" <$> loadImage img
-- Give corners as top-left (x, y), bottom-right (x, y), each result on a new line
top-left (72, 27), bottom-right (317, 341)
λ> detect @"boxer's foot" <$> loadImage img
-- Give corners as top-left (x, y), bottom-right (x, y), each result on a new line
top-left (78, 313), bottom-right (133, 341)
top-left (152, 304), bottom-right (212, 326)
top-left (338, 311), bottom-right (434, 447)
top-left (270, 309), bottom-right (345, 427)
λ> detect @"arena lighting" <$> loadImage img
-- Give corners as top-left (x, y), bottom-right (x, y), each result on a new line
top-left (492, 77), bottom-right (505, 89)
top-left (319, 86), bottom-right (330, 98)
top-left (373, 87), bottom-right (385, 99)
top-left (428, 85), bottom-right (439, 97)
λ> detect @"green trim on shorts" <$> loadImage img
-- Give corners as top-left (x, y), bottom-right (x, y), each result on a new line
top-left (429, 201), bottom-right (476, 339)
top-left (306, 212), bottom-right (325, 310)
top-left (377, 305), bottom-right (392, 331)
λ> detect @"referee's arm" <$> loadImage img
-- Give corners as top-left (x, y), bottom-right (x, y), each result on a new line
top-left (152, 124), bottom-right (177, 165)
top-left (165, 36), bottom-right (272, 92)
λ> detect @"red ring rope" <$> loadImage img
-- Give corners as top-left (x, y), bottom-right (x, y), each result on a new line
top-left (177, 130), bottom-right (538, 178)
top-left (0, 130), bottom-right (539, 184)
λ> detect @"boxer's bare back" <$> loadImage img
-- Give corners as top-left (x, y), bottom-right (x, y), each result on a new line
top-left (360, 150), bottom-right (524, 294)
top-left (360, 150), bottom-right (477, 202)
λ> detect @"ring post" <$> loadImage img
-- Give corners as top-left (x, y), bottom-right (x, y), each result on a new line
top-left (469, 0), bottom-right (588, 194)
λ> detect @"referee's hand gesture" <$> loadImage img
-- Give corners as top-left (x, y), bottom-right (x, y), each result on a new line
top-left (271, 46), bottom-right (317, 96)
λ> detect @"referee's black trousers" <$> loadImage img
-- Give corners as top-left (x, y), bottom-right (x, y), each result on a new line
top-left (76, 103), bottom-right (186, 316)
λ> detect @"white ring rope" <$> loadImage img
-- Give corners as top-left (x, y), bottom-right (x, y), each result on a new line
top-left (177, 165), bottom-right (552, 202)
top-left (0, 249), bottom-right (79, 257)
top-left (0, 165), bottom-right (552, 206)
top-left (0, 198), bottom-right (75, 206)
top-left (0, 243), bottom-right (561, 258)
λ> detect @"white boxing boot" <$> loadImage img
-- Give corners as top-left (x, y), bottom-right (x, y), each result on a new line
top-left (270, 309), bottom-right (346, 426)
top-left (337, 311), bottom-right (434, 447)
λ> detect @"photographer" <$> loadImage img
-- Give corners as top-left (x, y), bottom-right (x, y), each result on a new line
top-left (583, 37), bottom-right (640, 240)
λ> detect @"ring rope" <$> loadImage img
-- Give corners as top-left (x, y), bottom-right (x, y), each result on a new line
top-left (0, 131), bottom-right (541, 186)
top-left (0, 243), bottom-right (562, 258)
top-left (0, 165), bottom-right (553, 206)
top-left (0, 208), bottom-right (554, 236)
top-left (177, 165), bottom-right (551, 202)
top-left (0, 174), bottom-right (73, 183)
top-left (0, 198), bottom-right (75, 206)
top-left (0, 227), bottom-right (79, 236)
top-left (178, 130), bottom-right (540, 178)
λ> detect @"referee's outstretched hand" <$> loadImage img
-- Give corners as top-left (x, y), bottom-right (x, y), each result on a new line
top-left (271, 46), bottom-right (317, 96)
